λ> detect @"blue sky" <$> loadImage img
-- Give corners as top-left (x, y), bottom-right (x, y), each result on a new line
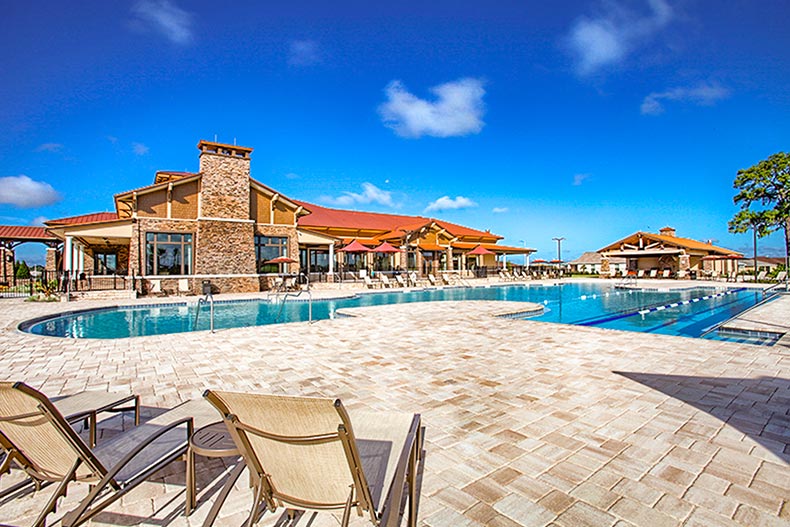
top-left (2, 0), bottom-right (789, 265)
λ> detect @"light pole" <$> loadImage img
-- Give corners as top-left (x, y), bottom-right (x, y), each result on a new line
top-left (552, 237), bottom-right (565, 262)
top-left (553, 237), bottom-right (565, 278)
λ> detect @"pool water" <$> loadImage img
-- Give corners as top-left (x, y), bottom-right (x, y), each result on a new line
top-left (23, 283), bottom-right (774, 341)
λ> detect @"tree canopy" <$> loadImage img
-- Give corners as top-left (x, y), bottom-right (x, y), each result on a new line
top-left (728, 152), bottom-right (790, 265)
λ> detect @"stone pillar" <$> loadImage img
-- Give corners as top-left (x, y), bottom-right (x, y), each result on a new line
top-left (194, 141), bottom-right (257, 291)
top-left (45, 247), bottom-right (58, 274)
top-left (600, 256), bottom-right (611, 274)
top-left (446, 247), bottom-right (453, 271)
top-left (679, 253), bottom-right (690, 271)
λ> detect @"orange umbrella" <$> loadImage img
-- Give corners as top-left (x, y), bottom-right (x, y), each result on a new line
top-left (373, 241), bottom-right (400, 253)
top-left (338, 239), bottom-right (372, 252)
top-left (467, 245), bottom-right (494, 256)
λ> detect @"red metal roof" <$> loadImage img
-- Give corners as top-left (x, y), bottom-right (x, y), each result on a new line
top-left (46, 212), bottom-right (119, 226)
top-left (0, 225), bottom-right (58, 241)
top-left (295, 200), bottom-right (501, 240)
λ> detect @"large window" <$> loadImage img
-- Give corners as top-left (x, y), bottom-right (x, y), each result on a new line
top-left (255, 235), bottom-right (288, 273)
top-left (145, 233), bottom-right (193, 275)
top-left (94, 252), bottom-right (117, 275)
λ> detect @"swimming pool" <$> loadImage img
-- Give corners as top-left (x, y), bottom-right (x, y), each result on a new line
top-left (21, 283), bottom-right (775, 341)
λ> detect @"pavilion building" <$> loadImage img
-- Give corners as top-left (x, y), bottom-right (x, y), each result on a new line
top-left (598, 227), bottom-right (742, 276)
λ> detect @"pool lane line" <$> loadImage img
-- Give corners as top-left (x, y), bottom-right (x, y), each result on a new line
top-left (579, 288), bottom-right (746, 327)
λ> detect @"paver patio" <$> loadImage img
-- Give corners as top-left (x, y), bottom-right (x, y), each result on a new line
top-left (0, 283), bottom-right (788, 526)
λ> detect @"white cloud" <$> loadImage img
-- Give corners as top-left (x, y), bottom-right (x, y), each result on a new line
top-left (379, 78), bottom-right (486, 138)
top-left (425, 196), bottom-right (477, 213)
top-left (284, 172), bottom-right (300, 180)
top-left (288, 40), bottom-right (320, 66)
top-left (573, 173), bottom-right (591, 186)
top-left (567, 0), bottom-right (673, 76)
top-left (107, 135), bottom-right (118, 144)
top-left (0, 175), bottom-right (61, 208)
top-left (492, 207), bottom-right (509, 214)
top-left (34, 143), bottom-right (64, 153)
top-left (131, 0), bottom-right (193, 45)
top-left (641, 82), bottom-right (730, 115)
top-left (321, 183), bottom-right (394, 208)
top-left (30, 216), bottom-right (48, 226)
top-left (132, 142), bottom-right (150, 156)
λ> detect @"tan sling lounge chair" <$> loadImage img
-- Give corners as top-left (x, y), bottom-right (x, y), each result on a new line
top-left (204, 391), bottom-right (424, 527)
top-left (395, 274), bottom-right (408, 287)
top-left (427, 274), bottom-right (437, 286)
top-left (0, 382), bottom-right (217, 527)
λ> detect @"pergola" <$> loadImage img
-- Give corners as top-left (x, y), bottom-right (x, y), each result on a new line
top-left (0, 225), bottom-right (61, 283)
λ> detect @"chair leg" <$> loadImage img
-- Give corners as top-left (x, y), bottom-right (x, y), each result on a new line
top-left (32, 459), bottom-right (80, 527)
top-left (340, 487), bottom-right (354, 527)
top-left (246, 482), bottom-right (266, 527)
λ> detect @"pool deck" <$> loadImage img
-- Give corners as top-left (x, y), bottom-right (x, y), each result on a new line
top-left (0, 279), bottom-right (788, 526)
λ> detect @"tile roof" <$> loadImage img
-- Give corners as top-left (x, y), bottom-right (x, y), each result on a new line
top-left (599, 231), bottom-right (739, 256)
top-left (295, 200), bottom-right (501, 240)
top-left (45, 212), bottom-right (119, 226)
top-left (0, 225), bottom-right (58, 241)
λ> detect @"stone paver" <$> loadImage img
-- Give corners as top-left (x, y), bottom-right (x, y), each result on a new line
top-left (0, 281), bottom-right (788, 526)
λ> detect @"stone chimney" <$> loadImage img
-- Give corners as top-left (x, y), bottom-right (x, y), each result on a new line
top-left (659, 226), bottom-right (676, 237)
top-left (197, 140), bottom-right (253, 219)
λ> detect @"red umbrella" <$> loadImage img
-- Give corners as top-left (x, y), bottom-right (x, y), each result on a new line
top-left (265, 256), bottom-right (298, 264)
top-left (338, 239), bottom-right (372, 252)
top-left (467, 245), bottom-right (494, 256)
top-left (372, 241), bottom-right (400, 253)
top-left (532, 259), bottom-right (548, 264)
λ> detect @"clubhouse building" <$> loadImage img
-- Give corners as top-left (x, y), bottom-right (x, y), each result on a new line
top-left (27, 140), bottom-right (533, 294)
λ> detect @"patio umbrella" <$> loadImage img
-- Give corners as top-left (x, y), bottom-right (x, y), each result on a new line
top-left (337, 239), bottom-right (372, 252)
top-left (372, 241), bottom-right (399, 253)
top-left (532, 259), bottom-right (548, 264)
top-left (467, 245), bottom-right (494, 256)
top-left (264, 256), bottom-right (298, 264)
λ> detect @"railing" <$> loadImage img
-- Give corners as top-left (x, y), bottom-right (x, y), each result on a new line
top-left (193, 292), bottom-right (215, 333)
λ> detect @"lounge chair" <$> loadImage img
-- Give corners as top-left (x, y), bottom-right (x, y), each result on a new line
top-left (0, 382), bottom-right (217, 527)
top-left (440, 273), bottom-right (452, 286)
top-left (676, 269), bottom-right (687, 279)
top-left (726, 271), bottom-right (738, 282)
top-left (1, 389), bottom-right (139, 499)
top-left (395, 274), bottom-right (408, 287)
top-left (774, 271), bottom-right (787, 282)
top-left (427, 274), bottom-right (437, 286)
top-left (380, 275), bottom-right (393, 288)
top-left (636, 269), bottom-right (645, 278)
top-left (661, 269), bottom-right (670, 279)
top-left (408, 272), bottom-right (421, 286)
top-left (649, 269), bottom-right (658, 279)
top-left (364, 276), bottom-right (378, 289)
top-left (203, 391), bottom-right (424, 527)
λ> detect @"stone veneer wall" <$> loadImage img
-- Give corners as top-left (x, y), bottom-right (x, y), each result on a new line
top-left (195, 220), bottom-right (256, 275)
top-left (198, 152), bottom-right (250, 219)
top-left (0, 247), bottom-right (13, 283)
top-left (45, 248), bottom-right (58, 273)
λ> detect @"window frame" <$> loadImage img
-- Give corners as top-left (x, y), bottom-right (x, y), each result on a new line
top-left (145, 232), bottom-right (193, 276)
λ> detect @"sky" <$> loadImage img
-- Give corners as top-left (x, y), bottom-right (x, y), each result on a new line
top-left (1, 0), bottom-right (789, 265)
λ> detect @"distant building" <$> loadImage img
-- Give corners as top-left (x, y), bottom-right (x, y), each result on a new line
top-left (568, 251), bottom-right (626, 275)
top-left (598, 227), bottom-right (742, 275)
top-left (739, 256), bottom-right (785, 273)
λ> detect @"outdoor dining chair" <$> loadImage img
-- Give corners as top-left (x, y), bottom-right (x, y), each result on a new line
top-left (203, 391), bottom-right (424, 527)
top-left (0, 382), bottom-right (217, 527)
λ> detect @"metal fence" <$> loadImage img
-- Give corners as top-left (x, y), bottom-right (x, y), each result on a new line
top-left (0, 271), bottom-right (133, 298)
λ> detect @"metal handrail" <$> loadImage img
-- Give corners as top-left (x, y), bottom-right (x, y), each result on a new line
top-left (193, 293), bottom-right (215, 333)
